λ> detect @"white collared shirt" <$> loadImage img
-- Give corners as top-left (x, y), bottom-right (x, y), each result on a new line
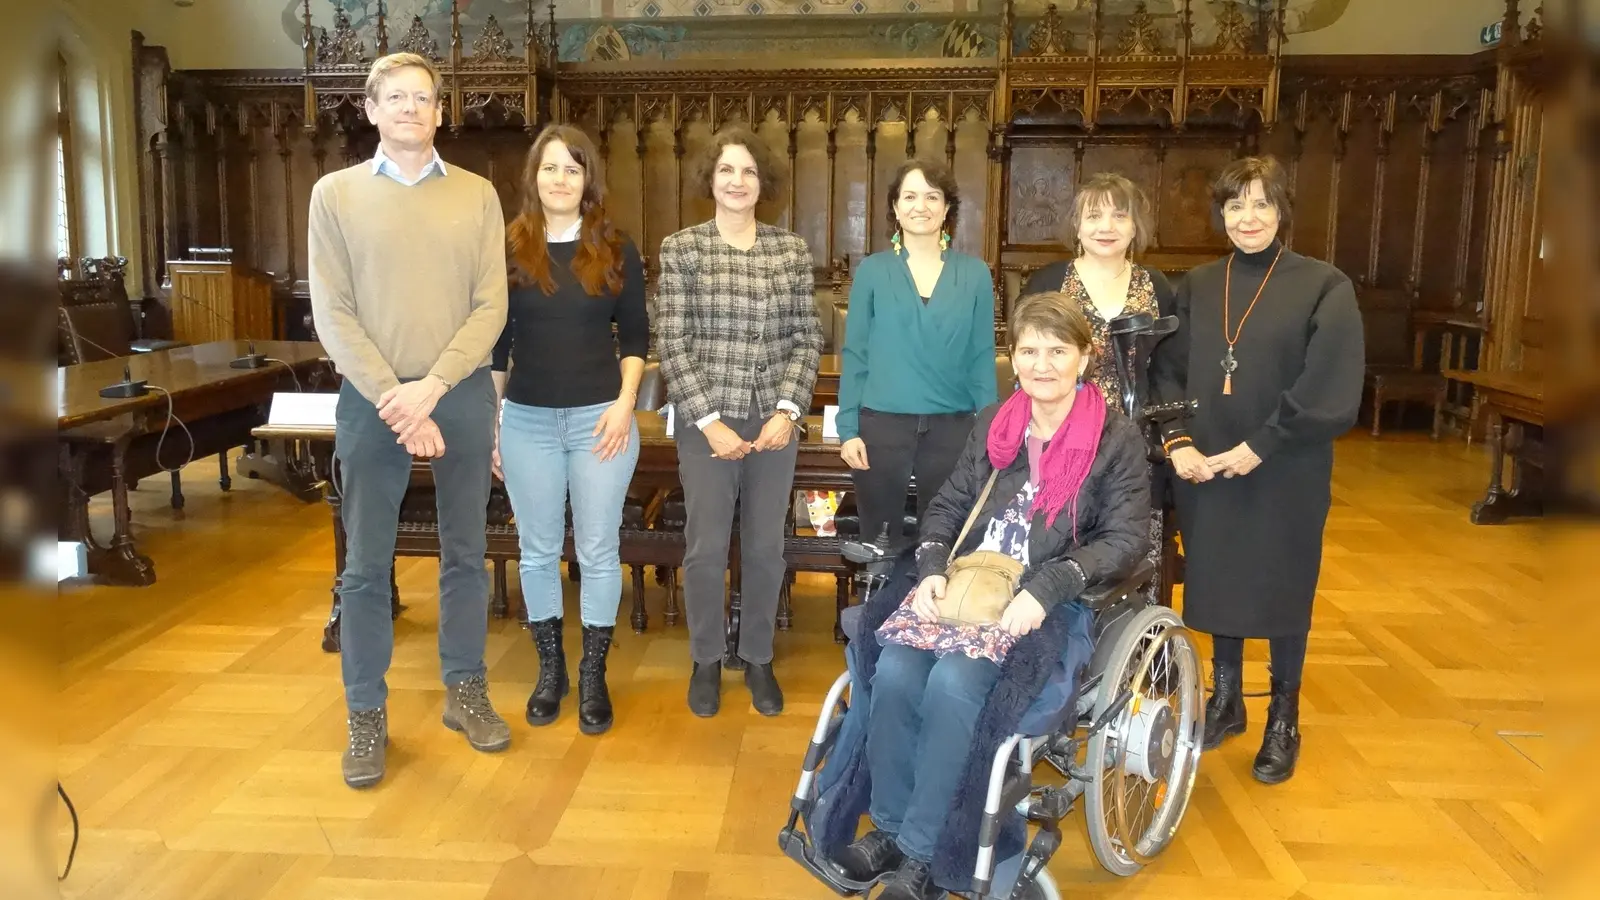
top-left (546, 219), bottom-right (581, 243)
top-left (371, 144), bottom-right (448, 186)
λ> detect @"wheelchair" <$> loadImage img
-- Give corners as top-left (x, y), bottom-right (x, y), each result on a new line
top-left (778, 311), bottom-right (1204, 899)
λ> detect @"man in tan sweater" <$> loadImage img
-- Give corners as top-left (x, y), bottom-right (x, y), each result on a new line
top-left (309, 52), bottom-right (509, 788)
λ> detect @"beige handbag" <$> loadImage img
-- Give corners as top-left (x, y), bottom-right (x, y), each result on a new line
top-left (936, 471), bottom-right (1024, 626)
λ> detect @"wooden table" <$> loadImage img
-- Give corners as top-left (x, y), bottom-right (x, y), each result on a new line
top-left (60, 340), bottom-right (331, 584)
top-left (1440, 368), bottom-right (1543, 524)
top-left (256, 409), bottom-right (855, 658)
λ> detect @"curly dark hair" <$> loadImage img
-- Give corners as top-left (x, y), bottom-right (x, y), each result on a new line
top-left (685, 124), bottom-right (786, 202)
top-left (885, 157), bottom-right (961, 237)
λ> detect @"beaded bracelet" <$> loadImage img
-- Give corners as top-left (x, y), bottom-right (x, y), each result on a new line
top-left (1161, 437), bottom-right (1193, 456)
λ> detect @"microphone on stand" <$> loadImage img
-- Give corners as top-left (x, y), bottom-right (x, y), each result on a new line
top-left (230, 339), bottom-right (269, 369)
top-left (62, 318), bottom-right (152, 399)
top-left (99, 361), bottom-right (149, 399)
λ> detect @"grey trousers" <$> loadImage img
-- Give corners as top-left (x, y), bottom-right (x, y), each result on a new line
top-left (675, 411), bottom-right (799, 667)
top-left (333, 368), bottom-right (495, 711)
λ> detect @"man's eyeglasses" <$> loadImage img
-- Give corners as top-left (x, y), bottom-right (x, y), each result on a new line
top-left (381, 92), bottom-right (437, 108)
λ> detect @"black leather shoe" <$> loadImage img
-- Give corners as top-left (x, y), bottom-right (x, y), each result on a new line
top-left (1252, 679), bottom-right (1301, 784)
top-left (878, 858), bottom-right (944, 900)
top-left (688, 660), bottom-right (721, 717)
top-left (835, 828), bottom-right (903, 883)
top-left (743, 662), bottom-right (783, 716)
top-left (1202, 659), bottom-right (1247, 750)
top-left (577, 625), bottom-right (615, 735)
top-left (525, 618), bottom-right (568, 726)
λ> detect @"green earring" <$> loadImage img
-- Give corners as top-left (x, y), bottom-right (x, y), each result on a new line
top-left (891, 229), bottom-right (903, 255)
top-left (939, 231), bottom-right (950, 252)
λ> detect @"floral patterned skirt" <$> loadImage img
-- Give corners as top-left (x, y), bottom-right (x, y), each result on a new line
top-left (875, 588), bottom-right (1020, 667)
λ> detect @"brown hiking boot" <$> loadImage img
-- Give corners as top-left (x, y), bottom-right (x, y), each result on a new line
top-left (443, 674), bottom-right (511, 752)
top-left (342, 707), bottom-right (387, 788)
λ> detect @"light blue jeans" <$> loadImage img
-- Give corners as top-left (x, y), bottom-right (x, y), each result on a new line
top-left (498, 399), bottom-right (640, 627)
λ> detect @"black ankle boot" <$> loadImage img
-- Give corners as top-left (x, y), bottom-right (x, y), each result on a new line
top-left (743, 662), bottom-right (783, 716)
top-left (577, 625), bottom-right (614, 735)
top-left (525, 618), bottom-right (568, 726)
top-left (1252, 679), bottom-right (1301, 784)
top-left (836, 828), bottom-right (903, 883)
top-left (878, 858), bottom-right (944, 900)
top-left (688, 660), bottom-right (721, 717)
top-left (1203, 660), bottom-right (1247, 750)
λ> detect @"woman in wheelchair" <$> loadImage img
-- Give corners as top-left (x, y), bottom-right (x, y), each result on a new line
top-left (836, 291), bottom-right (1151, 899)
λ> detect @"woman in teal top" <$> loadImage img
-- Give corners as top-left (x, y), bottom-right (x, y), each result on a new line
top-left (838, 157), bottom-right (997, 544)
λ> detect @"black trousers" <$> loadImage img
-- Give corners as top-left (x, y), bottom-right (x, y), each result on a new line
top-left (851, 408), bottom-right (976, 543)
top-left (1211, 633), bottom-right (1309, 688)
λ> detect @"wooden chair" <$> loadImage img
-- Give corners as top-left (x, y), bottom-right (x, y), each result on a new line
top-left (57, 257), bottom-right (186, 363)
top-left (1367, 368), bottom-right (1446, 439)
top-left (1359, 284), bottom-right (1446, 440)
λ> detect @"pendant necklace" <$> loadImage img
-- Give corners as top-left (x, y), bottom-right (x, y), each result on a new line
top-left (1221, 245), bottom-right (1283, 395)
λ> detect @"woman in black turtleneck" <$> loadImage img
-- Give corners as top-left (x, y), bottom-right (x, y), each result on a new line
top-left (1150, 156), bottom-right (1364, 785)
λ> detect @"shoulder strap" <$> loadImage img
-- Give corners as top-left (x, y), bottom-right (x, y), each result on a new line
top-left (949, 468), bottom-right (1000, 558)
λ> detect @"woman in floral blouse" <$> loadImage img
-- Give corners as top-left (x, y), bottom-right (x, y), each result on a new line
top-left (1024, 172), bottom-right (1176, 601)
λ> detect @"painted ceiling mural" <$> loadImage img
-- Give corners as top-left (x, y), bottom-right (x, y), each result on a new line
top-left (281, 0), bottom-right (1352, 61)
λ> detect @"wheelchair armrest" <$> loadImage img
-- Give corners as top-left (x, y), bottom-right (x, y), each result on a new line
top-left (1077, 560), bottom-right (1155, 611)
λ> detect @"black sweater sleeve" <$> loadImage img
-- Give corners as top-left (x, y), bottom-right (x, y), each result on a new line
top-left (1245, 270), bottom-right (1366, 460)
top-left (1023, 261), bottom-right (1069, 297)
top-left (615, 239), bottom-right (650, 360)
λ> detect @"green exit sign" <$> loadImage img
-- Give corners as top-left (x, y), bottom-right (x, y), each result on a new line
top-left (1480, 21), bottom-right (1503, 45)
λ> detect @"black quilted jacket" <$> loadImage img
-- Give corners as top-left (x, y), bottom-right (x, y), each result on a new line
top-left (914, 401), bottom-right (1152, 610)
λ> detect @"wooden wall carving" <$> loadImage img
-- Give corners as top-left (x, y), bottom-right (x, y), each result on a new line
top-left (129, 16), bottom-right (1502, 371)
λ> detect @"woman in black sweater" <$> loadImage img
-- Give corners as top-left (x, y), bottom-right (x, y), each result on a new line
top-left (1151, 156), bottom-right (1364, 784)
top-left (492, 124), bottom-right (649, 736)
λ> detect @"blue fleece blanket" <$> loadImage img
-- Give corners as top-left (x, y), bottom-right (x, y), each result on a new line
top-left (806, 556), bottom-right (1095, 894)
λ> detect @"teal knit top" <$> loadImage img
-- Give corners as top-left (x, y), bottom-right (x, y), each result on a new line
top-left (836, 249), bottom-right (998, 440)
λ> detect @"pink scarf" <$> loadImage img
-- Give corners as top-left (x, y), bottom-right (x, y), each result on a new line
top-left (986, 382), bottom-right (1107, 537)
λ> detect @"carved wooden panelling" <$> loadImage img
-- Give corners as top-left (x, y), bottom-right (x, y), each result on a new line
top-left (1006, 145), bottom-right (1076, 245)
top-left (1157, 147), bottom-right (1237, 249)
top-left (131, 25), bottom-right (1506, 379)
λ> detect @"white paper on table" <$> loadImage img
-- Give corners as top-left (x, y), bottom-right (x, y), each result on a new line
top-left (822, 405), bottom-right (840, 439)
top-left (664, 404), bottom-right (675, 438)
top-left (267, 392), bottom-right (339, 427)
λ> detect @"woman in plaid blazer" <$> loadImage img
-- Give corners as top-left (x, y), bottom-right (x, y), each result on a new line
top-left (655, 124), bottom-right (825, 719)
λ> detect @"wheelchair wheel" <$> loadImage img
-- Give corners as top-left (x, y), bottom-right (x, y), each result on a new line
top-left (1083, 605), bottom-right (1204, 876)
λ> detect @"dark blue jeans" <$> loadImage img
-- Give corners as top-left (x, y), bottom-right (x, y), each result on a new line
top-left (334, 368), bottom-right (495, 712)
top-left (866, 643), bottom-right (1002, 861)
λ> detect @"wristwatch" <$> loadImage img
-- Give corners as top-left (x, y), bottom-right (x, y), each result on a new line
top-left (431, 373), bottom-right (454, 391)
top-left (777, 408), bottom-right (802, 425)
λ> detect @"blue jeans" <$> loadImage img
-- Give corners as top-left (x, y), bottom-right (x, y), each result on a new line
top-left (498, 399), bottom-right (640, 626)
top-left (866, 643), bottom-right (1002, 861)
top-left (334, 368), bottom-right (495, 712)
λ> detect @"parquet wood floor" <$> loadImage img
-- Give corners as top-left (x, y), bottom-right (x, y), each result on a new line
top-left (54, 435), bottom-right (1546, 899)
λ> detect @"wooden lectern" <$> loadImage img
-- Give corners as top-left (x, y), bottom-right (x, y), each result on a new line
top-left (166, 248), bottom-right (278, 344)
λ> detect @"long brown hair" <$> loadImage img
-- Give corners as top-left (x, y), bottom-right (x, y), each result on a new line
top-left (507, 124), bottom-right (624, 296)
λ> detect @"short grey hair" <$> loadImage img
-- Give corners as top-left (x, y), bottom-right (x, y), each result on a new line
top-left (364, 52), bottom-right (442, 103)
